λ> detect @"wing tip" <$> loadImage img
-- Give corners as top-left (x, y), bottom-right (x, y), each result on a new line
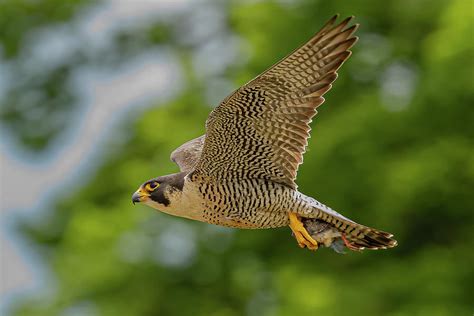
top-left (335, 15), bottom-right (356, 31)
top-left (329, 14), bottom-right (340, 23)
top-left (346, 23), bottom-right (360, 35)
top-left (327, 14), bottom-right (355, 22)
top-left (341, 15), bottom-right (355, 23)
top-left (319, 14), bottom-right (340, 34)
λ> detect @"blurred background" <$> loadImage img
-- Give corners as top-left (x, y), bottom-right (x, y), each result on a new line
top-left (1, 0), bottom-right (473, 315)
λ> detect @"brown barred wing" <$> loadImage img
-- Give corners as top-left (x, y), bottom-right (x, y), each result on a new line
top-left (195, 15), bottom-right (358, 188)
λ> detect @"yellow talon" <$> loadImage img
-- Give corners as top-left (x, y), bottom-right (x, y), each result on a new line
top-left (289, 212), bottom-right (318, 250)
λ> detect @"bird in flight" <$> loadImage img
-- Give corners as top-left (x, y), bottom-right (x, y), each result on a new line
top-left (132, 15), bottom-right (397, 252)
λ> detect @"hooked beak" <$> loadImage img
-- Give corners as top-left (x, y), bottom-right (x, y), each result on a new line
top-left (132, 189), bottom-right (147, 204)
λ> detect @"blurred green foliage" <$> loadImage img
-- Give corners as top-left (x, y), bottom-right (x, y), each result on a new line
top-left (0, 0), bottom-right (171, 151)
top-left (4, 0), bottom-right (473, 315)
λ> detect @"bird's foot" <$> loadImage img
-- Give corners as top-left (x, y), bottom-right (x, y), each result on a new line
top-left (289, 212), bottom-right (318, 250)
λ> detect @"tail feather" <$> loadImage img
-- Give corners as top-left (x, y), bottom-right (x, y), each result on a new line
top-left (305, 205), bottom-right (397, 251)
top-left (330, 215), bottom-right (398, 250)
top-left (345, 227), bottom-right (398, 250)
top-left (300, 194), bottom-right (397, 251)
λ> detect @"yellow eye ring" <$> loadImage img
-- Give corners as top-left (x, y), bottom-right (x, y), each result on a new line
top-left (145, 182), bottom-right (159, 191)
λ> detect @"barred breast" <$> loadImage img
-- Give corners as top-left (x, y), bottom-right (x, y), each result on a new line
top-left (188, 171), bottom-right (300, 228)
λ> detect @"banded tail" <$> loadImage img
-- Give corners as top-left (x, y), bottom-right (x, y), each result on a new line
top-left (319, 210), bottom-right (397, 250)
top-left (301, 196), bottom-right (398, 251)
top-left (342, 222), bottom-right (397, 250)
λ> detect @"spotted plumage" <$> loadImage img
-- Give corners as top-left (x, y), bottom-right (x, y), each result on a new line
top-left (133, 15), bottom-right (397, 252)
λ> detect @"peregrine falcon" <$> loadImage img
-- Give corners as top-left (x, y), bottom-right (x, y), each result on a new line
top-left (132, 15), bottom-right (397, 252)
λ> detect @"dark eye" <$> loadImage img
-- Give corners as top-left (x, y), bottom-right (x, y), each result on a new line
top-left (145, 182), bottom-right (159, 191)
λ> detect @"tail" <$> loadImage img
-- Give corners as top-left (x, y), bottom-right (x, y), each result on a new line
top-left (342, 224), bottom-right (397, 250)
top-left (302, 196), bottom-right (398, 251)
top-left (322, 211), bottom-right (397, 250)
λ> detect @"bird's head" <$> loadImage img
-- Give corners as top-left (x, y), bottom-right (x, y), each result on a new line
top-left (132, 172), bottom-right (186, 210)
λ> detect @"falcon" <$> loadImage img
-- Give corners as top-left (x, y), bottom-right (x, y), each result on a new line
top-left (132, 15), bottom-right (397, 252)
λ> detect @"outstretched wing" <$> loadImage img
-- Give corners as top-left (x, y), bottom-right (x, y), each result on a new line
top-left (171, 135), bottom-right (205, 173)
top-left (195, 15), bottom-right (358, 188)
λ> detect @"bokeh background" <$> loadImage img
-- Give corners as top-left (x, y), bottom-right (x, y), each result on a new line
top-left (1, 0), bottom-right (473, 315)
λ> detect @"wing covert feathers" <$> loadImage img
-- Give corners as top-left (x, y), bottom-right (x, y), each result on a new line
top-left (196, 15), bottom-right (358, 188)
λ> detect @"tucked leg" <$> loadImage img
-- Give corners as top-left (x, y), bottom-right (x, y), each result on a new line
top-left (288, 212), bottom-right (318, 250)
